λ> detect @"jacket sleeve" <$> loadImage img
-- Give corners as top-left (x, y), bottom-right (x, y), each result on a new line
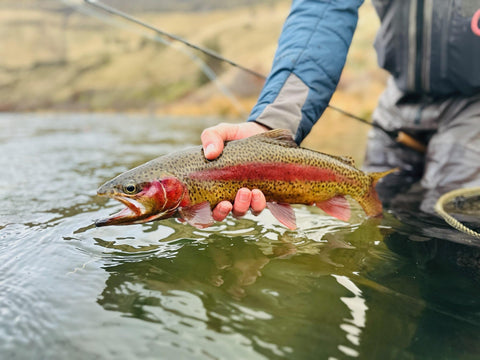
top-left (248, 0), bottom-right (364, 143)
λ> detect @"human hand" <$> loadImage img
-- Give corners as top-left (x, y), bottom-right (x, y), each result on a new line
top-left (201, 122), bottom-right (269, 160)
top-left (201, 122), bottom-right (269, 221)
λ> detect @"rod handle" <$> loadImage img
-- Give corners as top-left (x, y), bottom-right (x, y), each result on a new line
top-left (396, 131), bottom-right (426, 153)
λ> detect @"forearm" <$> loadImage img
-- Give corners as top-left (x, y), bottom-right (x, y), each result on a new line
top-left (248, 0), bottom-right (364, 143)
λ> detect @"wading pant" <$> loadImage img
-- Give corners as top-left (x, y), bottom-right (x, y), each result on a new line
top-left (363, 78), bottom-right (480, 214)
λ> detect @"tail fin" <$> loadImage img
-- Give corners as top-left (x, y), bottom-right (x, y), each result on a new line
top-left (369, 168), bottom-right (398, 187)
top-left (356, 168), bottom-right (397, 217)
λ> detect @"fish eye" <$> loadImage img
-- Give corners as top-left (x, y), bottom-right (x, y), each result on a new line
top-left (123, 182), bottom-right (138, 195)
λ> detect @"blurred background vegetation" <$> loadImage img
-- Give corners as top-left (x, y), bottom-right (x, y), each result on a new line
top-left (0, 0), bottom-right (387, 161)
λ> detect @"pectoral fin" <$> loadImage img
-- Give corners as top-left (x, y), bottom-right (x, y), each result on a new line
top-left (316, 196), bottom-right (351, 222)
top-left (178, 202), bottom-right (215, 229)
top-left (266, 202), bottom-right (297, 230)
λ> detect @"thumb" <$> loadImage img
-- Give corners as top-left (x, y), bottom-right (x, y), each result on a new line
top-left (201, 124), bottom-right (239, 160)
top-left (201, 122), bottom-right (268, 160)
top-left (201, 129), bottom-right (225, 160)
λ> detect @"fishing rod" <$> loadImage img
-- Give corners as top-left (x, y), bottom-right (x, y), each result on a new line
top-left (84, 0), bottom-right (426, 153)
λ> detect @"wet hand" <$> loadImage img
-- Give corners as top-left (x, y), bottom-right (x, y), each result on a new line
top-left (212, 188), bottom-right (267, 222)
top-left (201, 122), bottom-right (269, 221)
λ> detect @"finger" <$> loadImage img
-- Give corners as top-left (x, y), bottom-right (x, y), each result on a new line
top-left (201, 130), bottom-right (223, 160)
top-left (250, 189), bottom-right (266, 216)
top-left (232, 188), bottom-right (252, 218)
top-left (212, 201), bottom-right (233, 221)
top-left (201, 122), bottom-right (269, 160)
top-left (201, 123), bottom-right (239, 160)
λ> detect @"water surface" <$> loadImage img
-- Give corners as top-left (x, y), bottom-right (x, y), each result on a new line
top-left (2, 113), bottom-right (480, 360)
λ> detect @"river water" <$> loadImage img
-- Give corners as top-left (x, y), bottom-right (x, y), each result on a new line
top-left (2, 113), bottom-right (480, 360)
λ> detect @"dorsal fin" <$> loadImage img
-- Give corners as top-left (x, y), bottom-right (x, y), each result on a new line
top-left (245, 130), bottom-right (355, 166)
top-left (247, 129), bottom-right (359, 166)
top-left (250, 129), bottom-right (298, 147)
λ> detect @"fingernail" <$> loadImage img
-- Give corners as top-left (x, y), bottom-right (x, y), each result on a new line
top-left (219, 203), bottom-right (230, 215)
top-left (205, 144), bottom-right (215, 156)
top-left (239, 191), bottom-right (250, 202)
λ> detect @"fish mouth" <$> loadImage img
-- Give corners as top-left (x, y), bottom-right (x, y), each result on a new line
top-left (95, 194), bottom-right (175, 227)
top-left (95, 194), bottom-right (147, 227)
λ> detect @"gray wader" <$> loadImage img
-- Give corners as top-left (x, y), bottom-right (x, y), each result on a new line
top-left (363, 78), bottom-right (480, 213)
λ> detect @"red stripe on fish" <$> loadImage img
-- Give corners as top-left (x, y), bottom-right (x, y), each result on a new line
top-left (189, 163), bottom-right (348, 183)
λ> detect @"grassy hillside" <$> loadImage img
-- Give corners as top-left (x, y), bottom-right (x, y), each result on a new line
top-left (0, 0), bottom-right (386, 161)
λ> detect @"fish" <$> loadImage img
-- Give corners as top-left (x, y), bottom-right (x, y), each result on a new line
top-left (95, 129), bottom-right (395, 229)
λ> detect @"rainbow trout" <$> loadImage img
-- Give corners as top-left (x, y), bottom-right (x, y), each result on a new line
top-left (96, 129), bottom-right (395, 229)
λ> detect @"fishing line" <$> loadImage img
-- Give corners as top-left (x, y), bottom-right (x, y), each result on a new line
top-left (84, 0), bottom-right (266, 79)
top-left (435, 187), bottom-right (480, 241)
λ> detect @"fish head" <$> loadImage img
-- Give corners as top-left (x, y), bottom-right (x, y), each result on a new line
top-left (95, 171), bottom-right (187, 226)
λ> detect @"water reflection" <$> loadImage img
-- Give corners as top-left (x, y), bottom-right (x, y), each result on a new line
top-left (88, 210), bottom-right (480, 359)
top-left (91, 216), bottom-right (382, 358)
top-left (333, 275), bottom-right (367, 358)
